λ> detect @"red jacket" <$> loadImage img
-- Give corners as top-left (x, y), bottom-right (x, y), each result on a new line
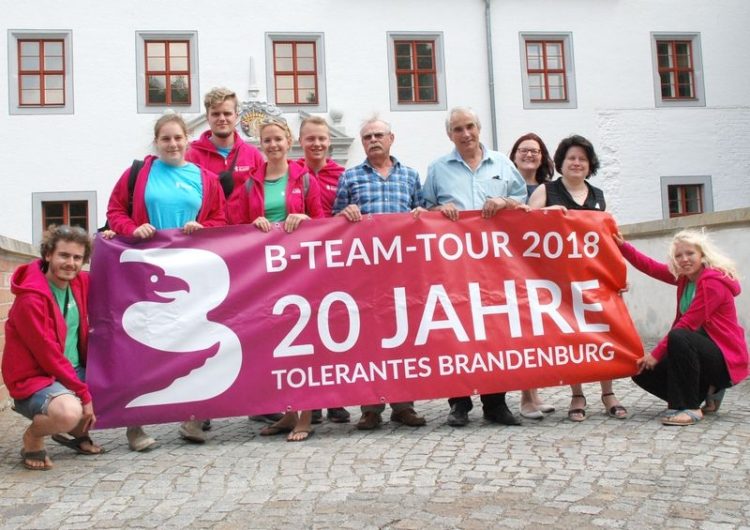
top-left (621, 242), bottom-right (749, 385)
top-left (186, 130), bottom-right (265, 224)
top-left (294, 158), bottom-right (344, 217)
top-left (1, 260), bottom-right (92, 404)
top-left (235, 161), bottom-right (324, 224)
top-left (106, 155), bottom-right (227, 235)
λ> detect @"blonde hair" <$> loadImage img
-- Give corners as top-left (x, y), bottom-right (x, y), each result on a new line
top-left (299, 115), bottom-right (330, 137)
top-left (668, 228), bottom-right (739, 280)
top-left (153, 112), bottom-right (188, 139)
top-left (259, 117), bottom-right (293, 145)
top-left (203, 87), bottom-right (238, 114)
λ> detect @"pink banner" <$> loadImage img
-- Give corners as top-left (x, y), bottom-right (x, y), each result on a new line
top-left (87, 210), bottom-right (643, 428)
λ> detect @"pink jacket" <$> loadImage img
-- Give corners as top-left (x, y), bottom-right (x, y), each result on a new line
top-left (186, 130), bottom-right (265, 224)
top-left (294, 158), bottom-right (344, 217)
top-left (106, 155), bottom-right (226, 235)
top-left (235, 161), bottom-right (324, 224)
top-left (620, 242), bottom-right (749, 385)
top-left (1, 260), bottom-right (92, 404)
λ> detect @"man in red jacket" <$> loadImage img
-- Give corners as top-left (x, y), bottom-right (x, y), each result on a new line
top-left (185, 87), bottom-right (265, 225)
top-left (2, 225), bottom-right (103, 470)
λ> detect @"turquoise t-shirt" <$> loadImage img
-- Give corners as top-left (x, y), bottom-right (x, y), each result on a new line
top-left (49, 281), bottom-right (80, 368)
top-left (264, 173), bottom-right (289, 222)
top-left (144, 160), bottom-right (203, 230)
top-left (217, 146), bottom-right (231, 159)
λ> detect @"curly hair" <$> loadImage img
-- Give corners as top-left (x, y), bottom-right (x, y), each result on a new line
top-left (40, 224), bottom-right (91, 272)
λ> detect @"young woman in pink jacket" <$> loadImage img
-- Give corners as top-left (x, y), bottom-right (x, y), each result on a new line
top-left (615, 229), bottom-right (748, 426)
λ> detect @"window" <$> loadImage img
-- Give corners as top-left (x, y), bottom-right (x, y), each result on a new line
top-left (668, 185), bottom-right (704, 217)
top-left (32, 191), bottom-right (97, 246)
top-left (8, 30), bottom-right (73, 115)
top-left (266, 33), bottom-right (327, 112)
top-left (394, 40), bottom-right (437, 104)
top-left (651, 33), bottom-right (705, 107)
top-left (136, 31), bottom-right (200, 113)
top-left (42, 200), bottom-right (89, 231)
top-left (387, 32), bottom-right (446, 111)
top-left (660, 176), bottom-right (713, 219)
top-left (519, 33), bottom-right (577, 109)
top-left (145, 40), bottom-right (191, 105)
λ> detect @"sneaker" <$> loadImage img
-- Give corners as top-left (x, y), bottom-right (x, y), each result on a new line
top-left (126, 426), bottom-right (157, 452)
top-left (446, 404), bottom-right (470, 427)
top-left (390, 408), bottom-right (426, 427)
top-left (179, 420), bottom-right (206, 443)
top-left (311, 410), bottom-right (323, 424)
top-left (249, 413), bottom-right (285, 424)
top-left (326, 407), bottom-right (351, 423)
top-left (356, 411), bottom-right (383, 430)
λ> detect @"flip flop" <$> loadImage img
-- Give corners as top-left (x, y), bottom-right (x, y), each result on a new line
top-left (661, 409), bottom-right (702, 426)
top-left (51, 434), bottom-right (105, 455)
top-left (259, 424), bottom-right (294, 436)
top-left (20, 449), bottom-right (53, 471)
top-left (287, 429), bottom-right (314, 442)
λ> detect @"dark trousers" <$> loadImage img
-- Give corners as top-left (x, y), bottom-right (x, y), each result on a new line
top-left (632, 328), bottom-right (730, 410)
top-left (448, 393), bottom-right (506, 412)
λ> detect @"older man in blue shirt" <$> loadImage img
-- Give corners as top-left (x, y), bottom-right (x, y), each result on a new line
top-left (332, 117), bottom-right (427, 430)
top-left (424, 106), bottom-right (528, 427)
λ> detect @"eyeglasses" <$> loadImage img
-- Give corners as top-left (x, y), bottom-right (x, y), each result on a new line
top-left (362, 132), bottom-right (388, 141)
top-left (518, 148), bottom-right (541, 156)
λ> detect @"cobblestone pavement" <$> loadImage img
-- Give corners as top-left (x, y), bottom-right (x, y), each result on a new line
top-left (1, 379), bottom-right (749, 529)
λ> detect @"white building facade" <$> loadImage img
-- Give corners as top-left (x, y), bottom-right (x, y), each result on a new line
top-left (2, 0), bottom-right (748, 244)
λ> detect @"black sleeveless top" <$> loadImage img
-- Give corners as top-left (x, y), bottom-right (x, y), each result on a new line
top-left (544, 178), bottom-right (606, 211)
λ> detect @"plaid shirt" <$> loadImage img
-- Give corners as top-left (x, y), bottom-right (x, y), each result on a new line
top-left (332, 157), bottom-right (424, 215)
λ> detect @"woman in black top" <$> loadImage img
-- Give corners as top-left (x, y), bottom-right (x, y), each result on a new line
top-left (529, 135), bottom-right (627, 422)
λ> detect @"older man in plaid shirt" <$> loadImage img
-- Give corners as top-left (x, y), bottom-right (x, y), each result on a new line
top-left (332, 117), bottom-right (427, 430)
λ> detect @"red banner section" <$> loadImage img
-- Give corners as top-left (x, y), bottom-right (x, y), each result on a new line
top-left (87, 210), bottom-right (643, 427)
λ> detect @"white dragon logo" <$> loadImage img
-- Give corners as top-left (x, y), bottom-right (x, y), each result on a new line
top-left (120, 248), bottom-right (242, 408)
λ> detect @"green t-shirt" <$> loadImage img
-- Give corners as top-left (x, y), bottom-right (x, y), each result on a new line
top-left (49, 281), bottom-right (80, 368)
top-left (263, 173), bottom-right (289, 222)
top-left (679, 281), bottom-right (696, 315)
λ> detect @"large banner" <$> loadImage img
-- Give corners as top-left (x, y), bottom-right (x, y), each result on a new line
top-left (87, 210), bottom-right (643, 427)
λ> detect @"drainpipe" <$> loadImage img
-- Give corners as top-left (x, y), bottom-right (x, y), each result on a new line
top-left (484, 0), bottom-right (498, 150)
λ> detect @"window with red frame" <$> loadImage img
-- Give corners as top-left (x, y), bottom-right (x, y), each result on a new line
top-left (525, 40), bottom-right (567, 101)
top-left (273, 41), bottom-right (318, 105)
top-left (145, 40), bottom-right (191, 105)
top-left (657, 40), bottom-right (695, 99)
top-left (394, 40), bottom-right (437, 103)
top-left (42, 201), bottom-right (89, 231)
top-left (668, 184), bottom-right (703, 217)
top-left (18, 39), bottom-right (65, 106)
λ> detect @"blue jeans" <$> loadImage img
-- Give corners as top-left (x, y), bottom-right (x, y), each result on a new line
top-left (13, 366), bottom-right (85, 420)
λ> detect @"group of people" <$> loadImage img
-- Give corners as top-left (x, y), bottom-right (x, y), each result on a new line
top-left (3, 87), bottom-right (747, 471)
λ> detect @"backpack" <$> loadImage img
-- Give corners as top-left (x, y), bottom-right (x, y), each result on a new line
top-left (218, 149), bottom-right (240, 199)
top-left (98, 159), bottom-right (143, 232)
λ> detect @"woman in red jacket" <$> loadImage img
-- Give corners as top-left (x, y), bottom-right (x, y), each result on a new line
top-left (106, 113), bottom-right (226, 449)
top-left (236, 117), bottom-right (323, 232)
top-left (616, 229), bottom-right (748, 426)
top-left (236, 117), bottom-right (322, 441)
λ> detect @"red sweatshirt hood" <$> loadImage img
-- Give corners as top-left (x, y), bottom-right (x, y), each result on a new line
top-left (700, 267), bottom-right (741, 297)
top-left (11, 259), bottom-right (51, 298)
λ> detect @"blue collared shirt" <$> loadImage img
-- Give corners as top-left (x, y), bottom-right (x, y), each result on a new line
top-left (423, 145), bottom-right (527, 209)
top-left (332, 156), bottom-right (424, 215)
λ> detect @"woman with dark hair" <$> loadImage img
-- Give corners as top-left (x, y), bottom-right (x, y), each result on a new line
top-left (529, 134), bottom-right (627, 422)
top-left (510, 133), bottom-right (555, 419)
top-left (106, 112), bottom-right (227, 449)
top-left (615, 229), bottom-right (747, 425)
top-left (509, 132), bottom-right (555, 199)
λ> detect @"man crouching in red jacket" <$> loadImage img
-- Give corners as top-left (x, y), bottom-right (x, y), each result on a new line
top-left (2, 225), bottom-right (103, 470)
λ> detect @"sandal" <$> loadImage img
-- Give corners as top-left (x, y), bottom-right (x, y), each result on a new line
top-left (661, 409), bottom-right (702, 426)
top-left (259, 424), bottom-right (293, 436)
top-left (20, 449), bottom-right (53, 471)
top-left (287, 428), bottom-right (314, 442)
top-left (602, 392), bottom-right (628, 419)
top-left (568, 394), bottom-right (587, 422)
top-left (702, 387), bottom-right (726, 415)
top-left (51, 433), bottom-right (105, 455)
